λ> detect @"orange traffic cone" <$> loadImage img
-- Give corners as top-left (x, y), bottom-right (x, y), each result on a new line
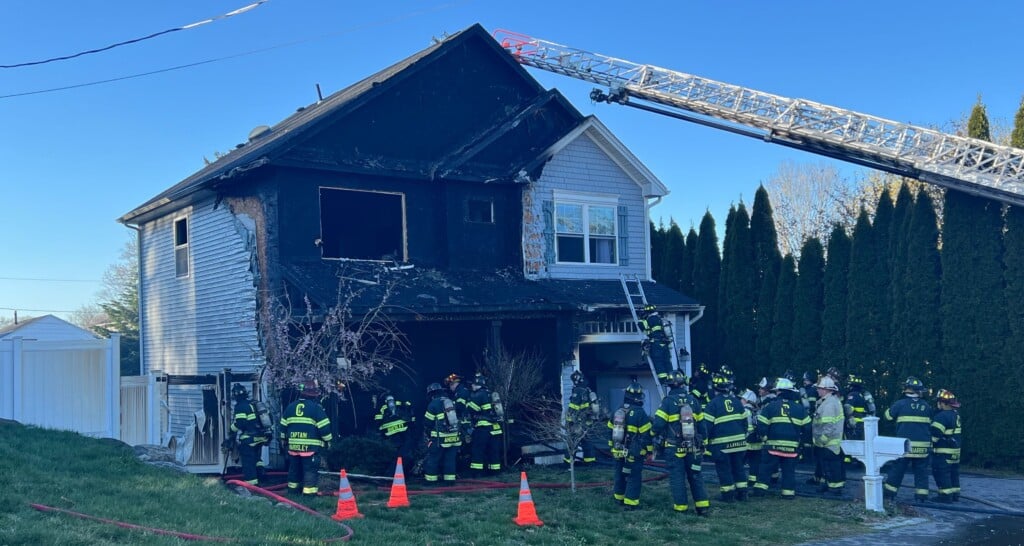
top-left (513, 471), bottom-right (543, 526)
top-left (387, 457), bottom-right (410, 508)
top-left (331, 469), bottom-right (364, 521)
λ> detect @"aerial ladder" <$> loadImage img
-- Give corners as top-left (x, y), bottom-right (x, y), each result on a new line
top-left (620, 273), bottom-right (674, 398)
top-left (493, 30), bottom-right (1024, 208)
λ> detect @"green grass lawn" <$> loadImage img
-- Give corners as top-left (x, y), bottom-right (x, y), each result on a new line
top-left (0, 420), bottom-right (882, 545)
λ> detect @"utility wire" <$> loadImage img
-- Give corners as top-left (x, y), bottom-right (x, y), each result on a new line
top-left (1, 1), bottom-right (270, 69)
top-left (0, 276), bottom-right (100, 283)
top-left (0, 1), bottom-right (467, 100)
top-left (0, 306), bottom-right (78, 313)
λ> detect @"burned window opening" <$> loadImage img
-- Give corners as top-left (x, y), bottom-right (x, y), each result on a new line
top-left (467, 198), bottom-right (494, 224)
top-left (319, 187), bottom-right (406, 261)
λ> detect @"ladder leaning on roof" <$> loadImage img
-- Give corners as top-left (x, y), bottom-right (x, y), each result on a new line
top-left (620, 273), bottom-right (669, 398)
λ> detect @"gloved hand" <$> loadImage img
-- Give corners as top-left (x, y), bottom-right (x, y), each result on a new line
top-left (645, 453), bottom-right (654, 463)
top-left (612, 448), bottom-right (627, 459)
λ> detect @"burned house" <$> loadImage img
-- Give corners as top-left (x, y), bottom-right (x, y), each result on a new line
top-left (119, 24), bottom-right (702, 471)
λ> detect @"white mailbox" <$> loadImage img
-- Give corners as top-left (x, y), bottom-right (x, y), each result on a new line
top-left (841, 417), bottom-right (910, 512)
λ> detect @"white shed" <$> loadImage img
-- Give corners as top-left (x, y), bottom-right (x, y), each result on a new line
top-left (0, 314), bottom-right (99, 341)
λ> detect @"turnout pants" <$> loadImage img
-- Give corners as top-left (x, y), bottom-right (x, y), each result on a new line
top-left (712, 448), bottom-right (748, 500)
top-left (744, 448), bottom-right (762, 485)
top-left (287, 450), bottom-right (321, 495)
top-left (613, 454), bottom-right (645, 507)
top-left (885, 454), bottom-right (931, 499)
top-left (754, 452), bottom-right (798, 497)
top-left (667, 446), bottom-right (708, 512)
top-left (238, 441), bottom-right (264, 484)
top-left (932, 455), bottom-right (961, 499)
top-left (424, 439), bottom-right (458, 483)
top-left (470, 426), bottom-right (504, 473)
top-left (816, 447), bottom-right (845, 493)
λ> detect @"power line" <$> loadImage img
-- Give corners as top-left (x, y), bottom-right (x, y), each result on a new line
top-left (1, 1), bottom-right (270, 69)
top-left (0, 276), bottom-right (100, 283)
top-left (0, 1), bottom-right (467, 100)
top-left (0, 306), bottom-right (78, 314)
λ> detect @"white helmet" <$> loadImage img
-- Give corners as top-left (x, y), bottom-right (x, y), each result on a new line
top-left (740, 389), bottom-right (759, 406)
top-left (774, 377), bottom-right (797, 392)
top-left (814, 376), bottom-right (839, 391)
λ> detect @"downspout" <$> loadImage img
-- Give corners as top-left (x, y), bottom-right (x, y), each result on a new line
top-left (645, 196), bottom-right (662, 281)
top-left (125, 223), bottom-right (152, 443)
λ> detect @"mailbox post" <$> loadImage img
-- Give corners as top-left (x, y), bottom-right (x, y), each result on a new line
top-left (840, 416), bottom-right (910, 512)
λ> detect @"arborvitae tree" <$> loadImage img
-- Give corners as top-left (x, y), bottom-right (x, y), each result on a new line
top-left (821, 224), bottom-right (851, 373)
top-left (791, 237), bottom-right (825, 376)
top-left (870, 190), bottom-right (895, 369)
top-left (845, 209), bottom-right (884, 387)
top-left (721, 203), bottom-right (756, 384)
top-left (650, 220), bottom-right (665, 282)
top-left (769, 254), bottom-right (797, 373)
top-left (717, 205), bottom-right (737, 358)
top-left (692, 211), bottom-right (722, 368)
top-left (753, 255), bottom-right (780, 378)
top-left (940, 100), bottom-right (1008, 465)
top-left (1006, 97), bottom-right (1024, 470)
top-left (680, 227), bottom-right (699, 296)
top-left (750, 185), bottom-right (782, 378)
top-left (662, 220), bottom-right (686, 291)
top-left (893, 190), bottom-right (941, 401)
top-left (888, 183), bottom-right (915, 378)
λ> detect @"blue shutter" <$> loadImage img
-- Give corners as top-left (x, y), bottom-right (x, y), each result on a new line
top-left (617, 204), bottom-right (629, 266)
top-left (542, 200), bottom-right (556, 264)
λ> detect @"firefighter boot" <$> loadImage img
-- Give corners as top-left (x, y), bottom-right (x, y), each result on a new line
top-left (736, 488), bottom-right (748, 502)
top-left (695, 506), bottom-right (709, 517)
top-left (718, 490), bottom-right (735, 503)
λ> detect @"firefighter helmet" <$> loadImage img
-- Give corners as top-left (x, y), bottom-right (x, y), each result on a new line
top-left (471, 373), bottom-right (487, 389)
top-left (782, 369), bottom-right (797, 382)
top-left (624, 381), bottom-right (645, 405)
top-left (936, 388), bottom-right (960, 408)
top-left (571, 370), bottom-right (585, 385)
top-left (847, 374), bottom-right (864, 388)
top-left (740, 389), bottom-right (758, 406)
top-left (665, 369), bottom-right (687, 388)
top-left (904, 376), bottom-right (925, 394)
top-left (826, 367), bottom-right (842, 380)
top-left (427, 382), bottom-right (445, 398)
top-left (643, 304), bottom-right (657, 313)
top-left (712, 373), bottom-right (732, 391)
top-left (802, 371), bottom-right (816, 383)
top-left (774, 377), bottom-right (797, 392)
top-left (757, 376), bottom-right (776, 390)
top-left (814, 376), bottom-right (838, 391)
top-left (719, 364), bottom-right (735, 380)
top-left (696, 362), bottom-right (711, 377)
top-left (444, 373), bottom-right (462, 386)
top-left (298, 381), bottom-right (321, 398)
top-left (231, 383), bottom-right (249, 399)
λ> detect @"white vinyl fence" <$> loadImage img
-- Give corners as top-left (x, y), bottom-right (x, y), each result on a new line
top-left (0, 335), bottom-right (121, 439)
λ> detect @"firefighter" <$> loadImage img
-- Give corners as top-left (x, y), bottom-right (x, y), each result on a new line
top-left (608, 381), bottom-right (654, 510)
top-left (812, 375), bottom-right (845, 496)
top-left (652, 370), bottom-right (710, 515)
top-left (719, 365), bottom-right (737, 393)
top-left (423, 382), bottom-right (462, 485)
top-left (467, 374), bottom-right (504, 475)
top-left (844, 374), bottom-right (873, 441)
top-left (931, 389), bottom-right (962, 503)
top-left (445, 373), bottom-right (471, 438)
top-left (374, 390), bottom-right (416, 464)
top-left (229, 383), bottom-right (269, 485)
top-left (690, 362), bottom-right (713, 405)
top-left (704, 373), bottom-right (751, 502)
top-left (638, 305), bottom-right (673, 383)
top-left (801, 371), bottom-right (822, 485)
top-left (752, 378), bottom-right (811, 499)
top-left (565, 370), bottom-right (599, 465)
top-left (883, 376), bottom-right (932, 502)
top-left (739, 388), bottom-right (762, 487)
top-left (279, 381), bottom-right (333, 496)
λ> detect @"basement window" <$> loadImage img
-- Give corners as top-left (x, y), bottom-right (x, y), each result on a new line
top-left (320, 187), bottom-right (406, 261)
top-left (174, 217), bottom-right (190, 278)
top-left (467, 198), bottom-right (494, 223)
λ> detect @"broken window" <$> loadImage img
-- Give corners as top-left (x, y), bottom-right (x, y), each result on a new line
top-left (319, 187), bottom-right (406, 261)
top-left (174, 217), bottom-right (189, 278)
top-left (467, 198), bottom-right (494, 223)
top-left (554, 198), bottom-right (617, 264)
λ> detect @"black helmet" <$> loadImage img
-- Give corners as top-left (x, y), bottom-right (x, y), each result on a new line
top-left (472, 373), bottom-right (487, 389)
top-left (427, 382), bottom-right (445, 397)
top-left (643, 304), bottom-right (657, 313)
top-left (712, 373), bottom-right (733, 391)
top-left (802, 371), bottom-right (816, 383)
top-left (298, 381), bottom-right (321, 398)
top-left (666, 369), bottom-right (687, 388)
top-left (782, 369), bottom-right (796, 382)
top-left (904, 376), bottom-right (925, 394)
top-left (847, 374), bottom-right (864, 388)
top-left (696, 362), bottom-right (711, 377)
top-left (571, 370), bottom-right (585, 385)
top-left (719, 364), bottom-right (735, 380)
top-left (624, 381), bottom-right (645, 405)
top-left (231, 383), bottom-right (249, 399)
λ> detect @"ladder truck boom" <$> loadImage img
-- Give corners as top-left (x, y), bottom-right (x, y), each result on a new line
top-left (494, 30), bottom-right (1024, 208)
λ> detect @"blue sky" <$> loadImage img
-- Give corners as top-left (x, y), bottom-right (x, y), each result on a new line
top-left (2, 0), bottom-right (1022, 323)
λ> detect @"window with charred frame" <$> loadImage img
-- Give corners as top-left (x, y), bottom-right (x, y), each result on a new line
top-left (319, 187), bottom-right (406, 261)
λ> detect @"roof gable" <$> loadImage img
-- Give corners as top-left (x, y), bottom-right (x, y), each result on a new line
top-left (0, 314), bottom-right (98, 340)
top-left (120, 24), bottom-right (582, 224)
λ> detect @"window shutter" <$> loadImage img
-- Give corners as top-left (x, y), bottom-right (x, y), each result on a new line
top-left (542, 200), bottom-right (556, 264)
top-left (617, 204), bottom-right (629, 266)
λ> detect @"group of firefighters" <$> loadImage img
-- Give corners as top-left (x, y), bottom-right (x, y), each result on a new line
top-left (222, 303), bottom-right (961, 511)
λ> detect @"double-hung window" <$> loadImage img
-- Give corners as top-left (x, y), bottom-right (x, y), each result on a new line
top-left (554, 194), bottom-right (617, 265)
